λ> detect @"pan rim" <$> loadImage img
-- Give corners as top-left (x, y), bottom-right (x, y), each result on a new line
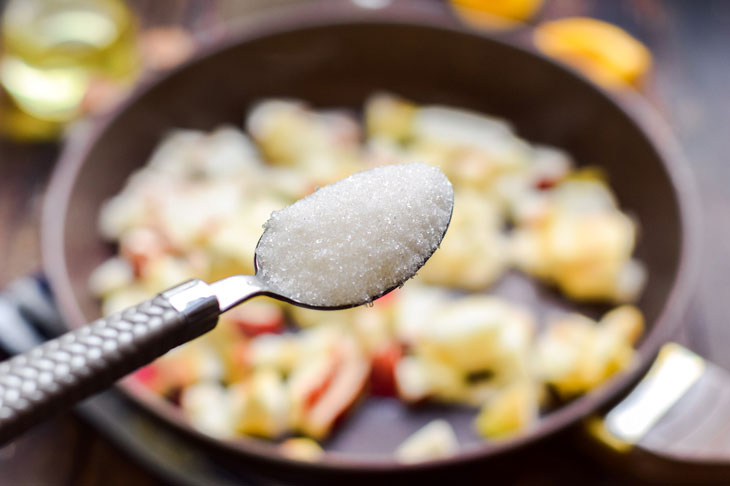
top-left (42, 0), bottom-right (702, 474)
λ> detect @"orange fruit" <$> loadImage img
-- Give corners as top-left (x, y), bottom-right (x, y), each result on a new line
top-left (450, 0), bottom-right (543, 29)
top-left (534, 17), bottom-right (652, 89)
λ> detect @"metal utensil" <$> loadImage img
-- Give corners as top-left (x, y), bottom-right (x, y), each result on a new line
top-left (0, 216), bottom-right (450, 445)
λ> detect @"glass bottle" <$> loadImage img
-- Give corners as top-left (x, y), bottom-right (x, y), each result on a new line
top-left (0, 0), bottom-right (139, 123)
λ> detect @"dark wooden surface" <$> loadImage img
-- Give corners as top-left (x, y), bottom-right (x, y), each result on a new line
top-left (0, 0), bottom-right (728, 484)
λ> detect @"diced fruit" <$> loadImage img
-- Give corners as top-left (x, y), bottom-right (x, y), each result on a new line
top-left (364, 136), bottom-right (408, 167)
top-left (180, 382), bottom-right (234, 439)
top-left (530, 146), bottom-right (572, 189)
top-left (395, 419), bottom-right (459, 463)
top-left (549, 212), bottom-right (635, 267)
top-left (227, 299), bottom-right (285, 337)
top-left (207, 195), bottom-right (287, 280)
top-left (534, 312), bottom-right (640, 397)
top-left (350, 306), bottom-right (392, 355)
top-left (297, 325), bottom-right (347, 358)
top-left (296, 337), bottom-right (370, 439)
top-left (373, 288), bottom-right (399, 308)
top-left (246, 333), bottom-right (300, 373)
top-left (450, 0), bottom-right (543, 30)
top-left (131, 364), bottom-right (161, 391)
top-left (364, 93), bottom-right (416, 142)
top-left (147, 342), bottom-right (225, 394)
top-left (289, 352), bottom-right (339, 425)
top-left (130, 341), bottom-right (225, 398)
top-left (412, 106), bottom-right (513, 153)
top-left (510, 177), bottom-right (644, 303)
top-left (394, 285), bottom-right (450, 345)
top-left (98, 192), bottom-right (147, 240)
top-left (247, 100), bottom-right (360, 169)
top-left (417, 295), bottom-right (534, 373)
top-left (142, 255), bottom-right (198, 293)
top-left (474, 382), bottom-right (538, 439)
top-left (280, 438), bottom-right (324, 462)
top-left (231, 369), bottom-right (290, 439)
top-left (395, 355), bottom-right (433, 403)
top-left (119, 227), bottom-right (167, 277)
top-left (613, 259), bottom-right (648, 303)
top-left (226, 341), bottom-right (250, 383)
top-left (600, 305), bottom-right (644, 345)
top-left (102, 286), bottom-right (151, 315)
top-left (394, 355), bottom-right (471, 405)
top-left (417, 190), bottom-right (508, 290)
top-left (370, 342), bottom-right (403, 397)
top-left (534, 17), bottom-right (651, 88)
top-left (88, 257), bottom-right (134, 296)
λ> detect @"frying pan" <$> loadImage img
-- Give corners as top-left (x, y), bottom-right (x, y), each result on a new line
top-left (36, 0), bottom-right (698, 481)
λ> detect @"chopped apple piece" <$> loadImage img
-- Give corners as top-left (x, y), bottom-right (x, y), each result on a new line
top-left (102, 285), bottom-right (152, 315)
top-left (395, 419), bottom-right (459, 463)
top-left (395, 355), bottom-right (482, 405)
top-left (534, 311), bottom-right (640, 397)
top-left (600, 305), bottom-right (644, 345)
top-left (231, 369), bottom-right (290, 439)
top-left (142, 255), bottom-right (199, 293)
top-left (417, 295), bottom-right (534, 373)
top-left (227, 299), bottom-right (285, 337)
top-left (130, 363), bottom-right (162, 391)
top-left (394, 285), bottom-right (450, 345)
top-left (364, 92), bottom-right (416, 142)
top-left (395, 355), bottom-right (433, 403)
top-left (246, 333), bottom-right (300, 373)
top-left (417, 191), bottom-right (508, 290)
top-left (474, 382), bottom-right (538, 439)
top-left (88, 257), bottom-right (134, 297)
top-left (296, 337), bottom-right (369, 439)
top-left (289, 352), bottom-right (339, 426)
top-left (349, 306), bottom-right (393, 355)
top-left (143, 342), bottom-right (224, 394)
top-left (180, 382), bottom-right (234, 439)
top-left (119, 227), bottom-right (168, 278)
top-left (280, 437), bottom-right (324, 462)
top-left (370, 342), bottom-right (403, 397)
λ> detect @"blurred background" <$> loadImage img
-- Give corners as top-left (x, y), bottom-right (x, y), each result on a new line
top-left (0, 0), bottom-right (729, 484)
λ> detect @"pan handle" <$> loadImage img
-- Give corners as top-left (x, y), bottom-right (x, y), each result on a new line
top-left (580, 343), bottom-right (730, 482)
top-left (0, 279), bottom-right (219, 445)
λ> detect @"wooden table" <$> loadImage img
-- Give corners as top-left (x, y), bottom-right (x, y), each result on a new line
top-left (1, 0), bottom-right (728, 483)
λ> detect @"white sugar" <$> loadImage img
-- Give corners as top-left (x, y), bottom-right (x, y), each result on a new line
top-left (255, 163), bottom-right (454, 307)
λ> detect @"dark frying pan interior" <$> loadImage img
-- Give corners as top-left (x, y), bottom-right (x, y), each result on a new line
top-left (44, 7), bottom-right (695, 476)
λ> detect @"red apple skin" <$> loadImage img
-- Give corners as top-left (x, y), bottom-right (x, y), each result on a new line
top-left (305, 361), bottom-right (369, 439)
top-left (133, 364), bottom-right (158, 386)
top-left (228, 341), bottom-right (250, 382)
top-left (535, 176), bottom-right (559, 190)
top-left (303, 359), bottom-right (339, 411)
top-left (131, 363), bottom-right (170, 394)
top-left (370, 342), bottom-right (403, 397)
top-left (228, 304), bottom-right (285, 337)
top-left (373, 289), bottom-right (399, 308)
top-left (120, 228), bottom-right (167, 278)
top-left (299, 340), bottom-right (371, 439)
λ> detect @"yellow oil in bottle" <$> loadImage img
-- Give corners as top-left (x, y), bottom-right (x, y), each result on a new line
top-left (1, 0), bottom-right (139, 123)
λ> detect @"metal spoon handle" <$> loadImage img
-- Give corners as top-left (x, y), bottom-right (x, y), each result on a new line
top-left (0, 279), bottom-right (220, 445)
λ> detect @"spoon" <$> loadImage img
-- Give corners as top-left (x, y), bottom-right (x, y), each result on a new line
top-left (0, 163), bottom-right (453, 444)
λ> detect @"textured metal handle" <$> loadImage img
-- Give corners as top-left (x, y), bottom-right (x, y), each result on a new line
top-left (0, 280), bottom-right (219, 444)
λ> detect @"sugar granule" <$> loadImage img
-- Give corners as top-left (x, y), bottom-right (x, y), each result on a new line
top-left (255, 163), bottom-right (454, 307)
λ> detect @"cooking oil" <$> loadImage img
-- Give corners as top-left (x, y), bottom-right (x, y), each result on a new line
top-left (0, 0), bottom-right (139, 123)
